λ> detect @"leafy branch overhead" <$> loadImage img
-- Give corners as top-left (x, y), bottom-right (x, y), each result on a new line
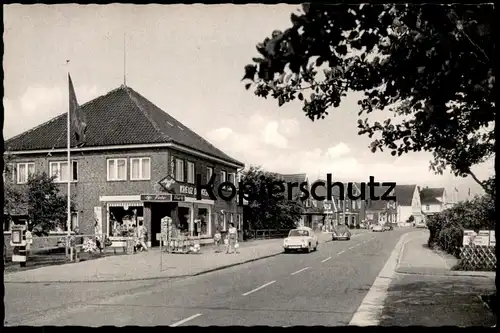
top-left (243, 4), bottom-right (494, 193)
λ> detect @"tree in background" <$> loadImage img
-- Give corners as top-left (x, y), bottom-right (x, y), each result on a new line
top-left (242, 4), bottom-right (494, 195)
top-left (241, 166), bottom-right (303, 230)
top-left (25, 172), bottom-right (75, 236)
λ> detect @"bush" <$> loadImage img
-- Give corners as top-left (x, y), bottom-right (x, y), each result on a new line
top-left (427, 194), bottom-right (495, 257)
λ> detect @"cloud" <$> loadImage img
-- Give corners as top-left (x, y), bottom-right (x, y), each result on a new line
top-left (326, 142), bottom-right (350, 159)
top-left (206, 127), bottom-right (233, 142)
top-left (263, 121), bottom-right (287, 149)
top-left (278, 118), bottom-right (300, 137)
top-left (4, 84), bottom-right (105, 139)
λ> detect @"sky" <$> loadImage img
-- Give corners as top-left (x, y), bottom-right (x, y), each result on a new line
top-left (3, 4), bottom-right (495, 202)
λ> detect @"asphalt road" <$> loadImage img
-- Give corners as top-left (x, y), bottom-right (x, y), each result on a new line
top-left (6, 229), bottom-right (409, 326)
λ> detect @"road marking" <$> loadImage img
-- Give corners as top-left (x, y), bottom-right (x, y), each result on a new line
top-left (321, 256), bottom-right (332, 263)
top-left (349, 232), bottom-right (413, 326)
top-left (242, 280), bottom-right (276, 296)
top-left (291, 267), bottom-right (310, 276)
top-left (170, 313), bottom-right (202, 327)
top-left (338, 250), bottom-right (345, 254)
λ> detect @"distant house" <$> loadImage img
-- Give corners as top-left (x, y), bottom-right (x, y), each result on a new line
top-left (309, 180), bottom-right (366, 231)
top-left (420, 187), bottom-right (447, 217)
top-left (365, 185), bottom-right (397, 226)
top-left (395, 185), bottom-right (424, 225)
top-left (276, 173), bottom-right (310, 228)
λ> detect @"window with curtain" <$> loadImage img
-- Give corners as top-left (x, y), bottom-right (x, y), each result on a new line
top-left (187, 161), bottom-right (195, 184)
top-left (175, 158), bottom-right (184, 182)
top-left (130, 157), bottom-right (151, 180)
top-left (107, 159), bottom-right (127, 181)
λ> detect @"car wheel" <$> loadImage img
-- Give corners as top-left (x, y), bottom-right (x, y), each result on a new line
top-left (284, 248), bottom-right (290, 254)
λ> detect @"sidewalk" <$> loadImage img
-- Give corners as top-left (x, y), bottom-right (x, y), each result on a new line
top-left (5, 231), bottom-right (342, 283)
top-left (396, 230), bottom-right (495, 278)
top-left (380, 230), bottom-right (496, 326)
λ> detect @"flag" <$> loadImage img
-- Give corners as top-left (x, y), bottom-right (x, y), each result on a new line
top-left (68, 74), bottom-right (87, 146)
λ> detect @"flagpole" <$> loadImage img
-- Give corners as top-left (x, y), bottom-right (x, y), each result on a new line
top-left (67, 69), bottom-right (72, 257)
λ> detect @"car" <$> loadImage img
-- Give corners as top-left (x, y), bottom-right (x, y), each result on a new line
top-left (372, 224), bottom-right (384, 232)
top-left (415, 220), bottom-right (427, 228)
top-left (283, 227), bottom-right (318, 253)
top-left (332, 224), bottom-right (351, 240)
top-left (359, 222), bottom-right (368, 229)
top-left (383, 224), bottom-right (393, 231)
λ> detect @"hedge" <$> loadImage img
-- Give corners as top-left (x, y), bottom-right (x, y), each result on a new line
top-left (426, 194), bottom-right (495, 258)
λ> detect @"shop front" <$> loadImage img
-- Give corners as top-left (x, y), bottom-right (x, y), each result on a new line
top-left (141, 182), bottom-right (215, 247)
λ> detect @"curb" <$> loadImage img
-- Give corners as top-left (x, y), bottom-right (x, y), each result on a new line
top-left (395, 270), bottom-right (496, 279)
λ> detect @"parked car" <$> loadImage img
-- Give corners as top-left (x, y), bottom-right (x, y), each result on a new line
top-left (383, 224), bottom-right (393, 231)
top-left (372, 224), bottom-right (384, 232)
top-left (283, 227), bottom-right (318, 253)
top-left (332, 224), bottom-right (351, 241)
top-left (415, 220), bottom-right (427, 228)
top-left (359, 222), bottom-right (368, 229)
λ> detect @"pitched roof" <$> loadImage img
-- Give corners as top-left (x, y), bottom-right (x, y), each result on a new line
top-left (5, 85), bottom-right (244, 167)
top-left (420, 187), bottom-right (445, 205)
top-left (365, 184), bottom-right (394, 211)
top-left (277, 173), bottom-right (307, 200)
top-left (395, 184), bottom-right (417, 206)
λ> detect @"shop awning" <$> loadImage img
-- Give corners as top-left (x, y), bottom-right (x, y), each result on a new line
top-left (106, 202), bottom-right (144, 207)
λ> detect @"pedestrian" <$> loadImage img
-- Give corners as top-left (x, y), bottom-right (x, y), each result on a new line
top-left (226, 222), bottom-right (237, 254)
top-left (214, 227), bottom-right (222, 252)
top-left (137, 221), bottom-right (148, 252)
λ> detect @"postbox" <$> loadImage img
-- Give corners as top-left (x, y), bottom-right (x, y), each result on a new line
top-left (10, 224), bottom-right (28, 266)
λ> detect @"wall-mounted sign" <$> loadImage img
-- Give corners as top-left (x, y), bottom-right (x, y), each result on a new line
top-left (179, 185), bottom-right (211, 199)
top-left (140, 194), bottom-right (186, 202)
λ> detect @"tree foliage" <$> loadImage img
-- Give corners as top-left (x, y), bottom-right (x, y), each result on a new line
top-left (3, 158), bottom-right (24, 227)
top-left (243, 4), bottom-right (494, 193)
top-left (241, 166), bottom-right (303, 230)
top-left (25, 172), bottom-right (76, 236)
top-left (427, 184), bottom-right (495, 257)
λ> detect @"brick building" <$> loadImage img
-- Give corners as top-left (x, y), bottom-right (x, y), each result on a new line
top-left (4, 85), bottom-right (245, 246)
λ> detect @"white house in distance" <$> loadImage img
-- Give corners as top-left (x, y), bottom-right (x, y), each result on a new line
top-left (395, 185), bottom-right (424, 226)
top-left (420, 187), bottom-right (447, 217)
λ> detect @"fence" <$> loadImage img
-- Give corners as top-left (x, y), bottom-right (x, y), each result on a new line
top-left (459, 245), bottom-right (496, 271)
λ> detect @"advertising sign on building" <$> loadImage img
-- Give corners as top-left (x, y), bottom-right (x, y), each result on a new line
top-left (94, 206), bottom-right (103, 236)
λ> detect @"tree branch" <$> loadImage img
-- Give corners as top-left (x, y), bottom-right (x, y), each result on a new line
top-left (467, 169), bottom-right (490, 194)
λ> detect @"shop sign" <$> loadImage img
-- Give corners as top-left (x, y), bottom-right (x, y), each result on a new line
top-left (489, 230), bottom-right (495, 246)
top-left (462, 230), bottom-right (476, 246)
top-left (179, 185), bottom-right (211, 199)
top-left (140, 194), bottom-right (185, 202)
top-left (474, 230), bottom-right (491, 246)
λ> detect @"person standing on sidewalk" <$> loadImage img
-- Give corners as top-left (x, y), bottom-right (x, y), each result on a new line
top-left (227, 223), bottom-right (237, 254)
top-left (214, 227), bottom-right (222, 253)
top-left (137, 221), bottom-right (148, 252)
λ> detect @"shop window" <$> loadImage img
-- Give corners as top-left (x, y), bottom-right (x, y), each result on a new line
top-left (175, 158), bottom-right (185, 182)
top-left (50, 161), bottom-right (78, 183)
top-left (178, 206), bottom-right (191, 234)
top-left (130, 157), bottom-right (151, 180)
top-left (109, 206), bottom-right (144, 236)
top-left (206, 166), bottom-right (214, 182)
top-left (197, 207), bottom-right (210, 236)
top-left (187, 161), bottom-right (195, 184)
top-left (107, 159), bottom-right (127, 181)
top-left (17, 162), bottom-right (35, 184)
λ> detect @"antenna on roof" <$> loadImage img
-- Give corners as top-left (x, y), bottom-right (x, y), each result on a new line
top-left (123, 32), bottom-right (127, 86)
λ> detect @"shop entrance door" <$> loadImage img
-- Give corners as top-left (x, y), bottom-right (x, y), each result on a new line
top-left (151, 202), bottom-right (176, 247)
